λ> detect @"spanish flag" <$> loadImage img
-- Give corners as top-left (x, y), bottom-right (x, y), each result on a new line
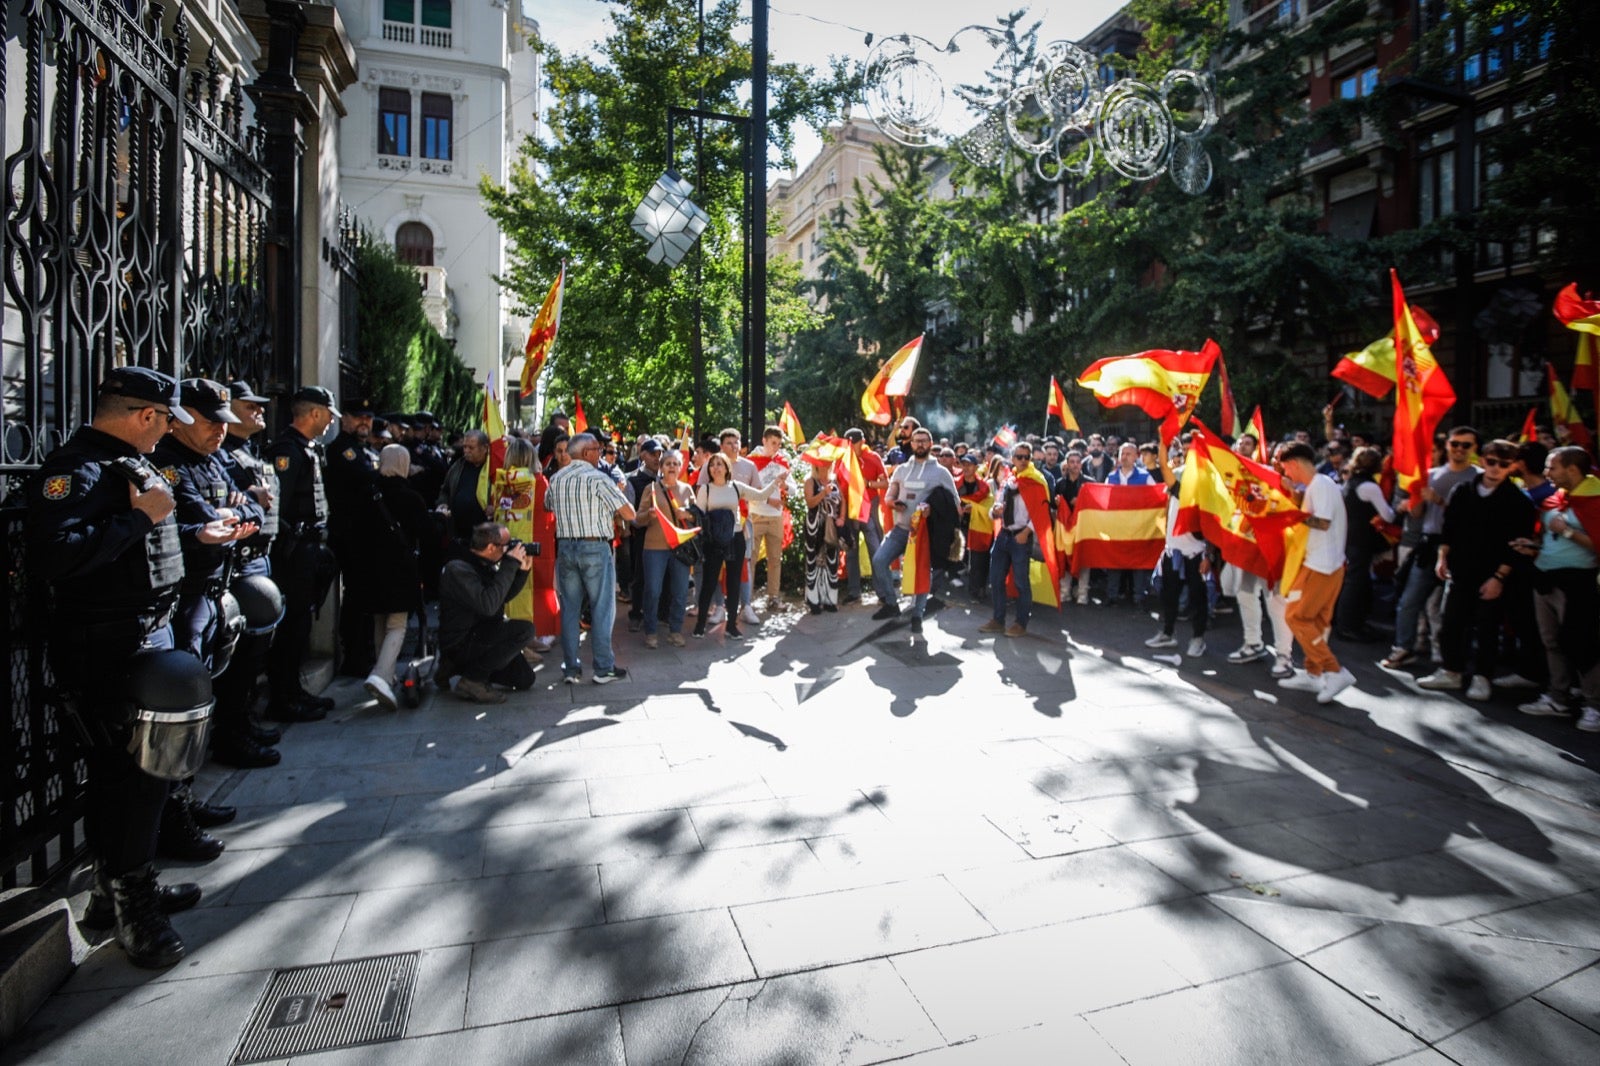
top-left (960, 480), bottom-right (994, 553)
top-left (779, 401), bottom-right (804, 445)
top-left (519, 266), bottom-right (564, 397)
top-left (477, 367), bottom-right (508, 512)
top-left (1555, 283), bottom-right (1600, 385)
top-left (805, 435), bottom-right (870, 524)
top-left (1017, 464), bottom-right (1063, 608)
top-left (1518, 408), bottom-right (1538, 444)
top-left (1548, 363), bottom-right (1592, 448)
top-left (1248, 406), bottom-right (1268, 463)
top-left (572, 393), bottom-right (588, 434)
top-left (1078, 339), bottom-right (1220, 446)
top-left (1173, 420), bottom-right (1306, 585)
top-left (1068, 483), bottom-right (1167, 576)
top-left (861, 334), bottom-right (923, 425)
top-left (1046, 376), bottom-right (1080, 432)
top-left (652, 498), bottom-right (701, 548)
top-left (1541, 472), bottom-right (1600, 536)
top-left (1331, 305), bottom-right (1440, 400)
top-left (901, 506), bottom-right (932, 596)
top-left (1215, 350), bottom-right (1241, 438)
top-left (1391, 270), bottom-right (1457, 504)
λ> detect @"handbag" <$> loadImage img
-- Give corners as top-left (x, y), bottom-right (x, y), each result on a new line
top-left (655, 482), bottom-right (703, 566)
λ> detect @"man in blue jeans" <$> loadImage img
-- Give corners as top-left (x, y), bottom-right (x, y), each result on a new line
top-left (872, 427), bottom-right (958, 633)
top-left (546, 432), bottom-right (637, 683)
top-left (980, 442), bottom-right (1042, 637)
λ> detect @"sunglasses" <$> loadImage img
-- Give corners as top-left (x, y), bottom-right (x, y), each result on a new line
top-left (1447, 441), bottom-right (1474, 449)
top-left (1482, 457), bottom-right (1512, 469)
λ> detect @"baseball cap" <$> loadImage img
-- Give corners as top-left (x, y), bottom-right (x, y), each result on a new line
top-left (99, 366), bottom-right (193, 424)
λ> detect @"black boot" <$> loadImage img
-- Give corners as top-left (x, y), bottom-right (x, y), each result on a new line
top-left (107, 864), bottom-right (186, 968)
top-left (265, 697), bottom-right (325, 723)
top-left (247, 717), bottom-right (282, 746)
top-left (211, 731), bottom-right (282, 769)
top-left (83, 865), bottom-right (201, 929)
top-left (297, 690), bottom-right (335, 713)
top-left (157, 795), bottom-right (226, 862)
top-left (189, 797), bottom-right (237, 828)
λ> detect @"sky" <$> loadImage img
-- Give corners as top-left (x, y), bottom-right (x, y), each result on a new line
top-left (528, 0), bottom-right (1131, 177)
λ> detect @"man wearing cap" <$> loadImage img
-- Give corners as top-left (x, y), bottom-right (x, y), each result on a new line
top-left (407, 412), bottom-right (448, 505)
top-left (214, 381), bottom-right (285, 759)
top-left (264, 387), bottom-right (339, 721)
top-left (27, 366), bottom-right (204, 968)
top-left (326, 399), bottom-right (380, 677)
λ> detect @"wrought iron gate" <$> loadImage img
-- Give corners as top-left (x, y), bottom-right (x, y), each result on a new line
top-left (2, 0), bottom-right (285, 888)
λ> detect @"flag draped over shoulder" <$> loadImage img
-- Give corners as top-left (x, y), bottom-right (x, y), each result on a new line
top-left (960, 480), bottom-right (994, 553)
top-left (1173, 421), bottom-right (1306, 584)
top-left (805, 435), bottom-right (869, 523)
top-left (1010, 465), bottom-right (1062, 608)
top-left (1391, 270), bottom-right (1457, 503)
top-left (1046, 376), bottom-right (1079, 432)
top-left (477, 368), bottom-right (508, 512)
top-left (1543, 473), bottom-right (1600, 536)
top-left (1067, 483), bottom-right (1166, 576)
top-left (780, 401), bottom-right (804, 445)
top-left (861, 334), bottom-right (923, 425)
top-left (1077, 339), bottom-right (1220, 445)
top-left (530, 472), bottom-right (560, 636)
top-left (901, 507), bottom-right (931, 596)
top-left (1332, 306), bottom-right (1440, 399)
top-left (520, 266), bottom-right (564, 397)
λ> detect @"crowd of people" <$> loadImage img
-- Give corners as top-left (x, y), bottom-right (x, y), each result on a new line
top-left (26, 366), bottom-right (1600, 971)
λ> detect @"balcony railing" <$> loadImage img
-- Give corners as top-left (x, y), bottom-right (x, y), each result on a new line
top-left (381, 20), bottom-right (413, 44)
top-left (419, 26), bottom-right (452, 48)
top-left (381, 21), bottom-right (452, 49)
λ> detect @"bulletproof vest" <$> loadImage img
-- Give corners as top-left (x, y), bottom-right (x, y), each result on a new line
top-left (224, 435), bottom-right (279, 541)
top-left (91, 453), bottom-right (185, 595)
top-left (153, 439), bottom-right (233, 585)
top-left (274, 428), bottom-right (327, 526)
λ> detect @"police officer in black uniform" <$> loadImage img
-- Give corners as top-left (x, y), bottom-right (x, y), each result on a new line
top-left (27, 367), bottom-right (205, 968)
top-left (265, 387), bottom-right (340, 721)
top-left (325, 399), bottom-right (380, 676)
top-left (215, 381), bottom-right (285, 759)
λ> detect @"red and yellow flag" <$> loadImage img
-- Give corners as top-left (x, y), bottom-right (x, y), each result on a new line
top-left (477, 367), bottom-right (508, 512)
top-left (1067, 483), bottom-right (1167, 576)
top-left (652, 498), bottom-right (701, 548)
top-left (1173, 420), bottom-right (1307, 584)
top-left (779, 401), bottom-right (804, 445)
top-left (1391, 270), bottom-right (1457, 504)
top-left (1518, 407), bottom-right (1538, 444)
top-left (1331, 305), bottom-right (1440, 400)
top-left (1078, 339), bottom-right (1220, 446)
top-left (1542, 473), bottom-right (1600, 538)
top-left (1248, 406), bottom-right (1268, 464)
top-left (1547, 363), bottom-right (1592, 448)
top-left (901, 507), bottom-right (932, 596)
top-left (1555, 283), bottom-right (1600, 386)
top-left (960, 480), bottom-right (994, 553)
top-left (861, 334), bottom-right (923, 425)
top-left (1046, 376), bottom-right (1080, 432)
top-left (806, 435), bottom-right (869, 523)
top-left (572, 393), bottom-right (588, 434)
top-left (519, 266), bottom-right (565, 397)
top-left (1215, 349), bottom-right (1241, 438)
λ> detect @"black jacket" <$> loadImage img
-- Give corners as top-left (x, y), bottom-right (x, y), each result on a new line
top-left (346, 476), bottom-right (428, 613)
top-left (438, 552), bottom-right (530, 653)
top-left (1441, 474), bottom-right (1536, 580)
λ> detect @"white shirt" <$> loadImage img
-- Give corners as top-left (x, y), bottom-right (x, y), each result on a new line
top-left (885, 457), bottom-right (956, 530)
top-left (1302, 473), bottom-right (1347, 574)
top-left (747, 451), bottom-right (788, 518)
top-left (1165, 479), bottom-right (1204, 556)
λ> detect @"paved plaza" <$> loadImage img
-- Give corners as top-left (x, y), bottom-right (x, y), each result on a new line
top-left (5, 593), bottom-right (1600, 1065)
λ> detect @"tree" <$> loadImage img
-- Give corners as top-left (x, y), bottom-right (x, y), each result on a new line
top-left (483, 0), bottom-right (848, 435)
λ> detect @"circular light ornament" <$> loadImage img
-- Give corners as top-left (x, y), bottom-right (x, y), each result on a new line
top-left (1004, 82), bottom-right (1056, 157)
top-left (955, 108), bottom-right (1008, 168)
top-left (1160, 68), bottom-right (1217, 140)
top-left (1169, 138), bottom-right (1214, 195)
top-left (1097, 80), bottom-right (1173, 182)
top-left (1039, 41), bottom-right (1099, 130)
top-left (863, 37), bottom-right (946, 148)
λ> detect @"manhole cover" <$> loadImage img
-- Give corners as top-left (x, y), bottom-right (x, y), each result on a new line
top-left (232, 952), bottom-right (417, 1064)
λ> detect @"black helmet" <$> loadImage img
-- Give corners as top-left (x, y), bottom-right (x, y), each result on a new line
top-left (128, 649), bottom-right (214, 713)
top-left (125, 650), bottom-right (214, 781)
top-left (232, 574), bottom-right (285, 635)
top-left (210, 591), bottom-right (245, 678)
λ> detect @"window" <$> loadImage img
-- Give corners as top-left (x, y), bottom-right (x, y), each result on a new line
top-left (421, 0), bottom-right (451, 29)
top-left (384, 0), bottom-right (413, 21)
top-left (379, 88), bottom-right (410, 156)
top-left (420, 93), bottom-right (452, 160)
top-left (396, 222), bottom-right (434, 266)
top-left (1336, 66), bottom-right (1378, 100)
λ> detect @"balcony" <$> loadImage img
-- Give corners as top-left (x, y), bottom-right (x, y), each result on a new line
top-left (415, 265), bottom-right (454, 339)
top-left (382, 21), bottom-right (452, 49)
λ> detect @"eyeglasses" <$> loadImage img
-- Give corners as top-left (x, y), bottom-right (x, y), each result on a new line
top-left (145, 406), bottom-right (177, 423)
top-left (1447, 441), bottom-right (1474, 449)
top-left (1482, 457), bottom-right (1512, 469)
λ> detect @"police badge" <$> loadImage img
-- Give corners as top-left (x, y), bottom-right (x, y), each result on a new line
top-left (275, 456), bottom-right (290, 471)
top-left (43, 475), bottom-right (72, 500)
top-left (160, 466), bottom-right (180, 486)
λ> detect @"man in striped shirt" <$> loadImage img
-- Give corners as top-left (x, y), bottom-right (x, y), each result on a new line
top-left (546, 432), bottom-right (636, 683)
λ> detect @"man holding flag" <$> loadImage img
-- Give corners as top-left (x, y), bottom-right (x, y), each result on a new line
top-left (979, 441), bottom-right (1056, 637)
top-left (871, 427), bottom-right (957, 633)
top-left (1275, 442), bottom-right (1357, 704)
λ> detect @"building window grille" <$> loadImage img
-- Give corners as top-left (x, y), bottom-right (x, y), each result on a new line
top-left (379, 88), bottom-right (411, 156)
top-left (421, 93), bottom-right (453, 161)
top-left (397, 221), bottom-right (434, 266)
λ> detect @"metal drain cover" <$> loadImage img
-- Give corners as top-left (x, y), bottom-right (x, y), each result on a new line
top-left (232, 952), bottom-right (417, 1064)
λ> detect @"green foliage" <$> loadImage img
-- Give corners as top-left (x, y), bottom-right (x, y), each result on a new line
top-left (483, 0), bottom-right (850, 435)
top-left (354, 237), bottom-right (480, 429)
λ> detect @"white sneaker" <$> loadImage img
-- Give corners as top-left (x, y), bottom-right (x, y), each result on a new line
top-left (1144, 632), bottom-right (1178, 649)
top-left (1185, 638), bottom-right (1206, 658)
top-left (685, 604), bottom-right (698, 616)
top-left (1317, 667), bottom-right (1357, 704)
top-left (1227, 644), bottom-right (1268, 664)
top-left (1518, 694), bottom-right (1572, 717)
top-left (1279, 670), bottom-right (1322, 692)
top-left (1075, 589), bottom-right (1089, 606)
top-left (1465, 675), bottom-right (1492, 701)
top-left (1269, 656), bottom-right (1295, 679)
top-left (1491, 673), bottom-right (1539, 690)
top-left (363, 674), bottom-right (397, 711)
top-left (740, 604), bottom-right (762, 625)
top-left (1578, 707), bottom-right (1600, 733)
top-left (1417, 668), bottom-right (1463, 691)
top-left (708, 604), bottom-right (727, 626)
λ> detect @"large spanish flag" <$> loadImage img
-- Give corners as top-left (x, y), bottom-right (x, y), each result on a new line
top-left (806, 435), bottom-right (870, 523)
top-left (519, 266), bottom-right (564, 397)
top-left (1331, 305), bottom-right (1440, 400)
top-left (1017, 464), bottom-right (1062, 608)
top-left (1555, 283), bottom-right (1600, 425)
top-left (1078, 339), bottom-right (1220, 445)
top-left (1392, 270), bottom-right (1457, 504)
top-left (779, 401), bottom-right (804, 445)
top-left (530, 472), bottom-right (560, 636)
top-left (1068, 482), bottom-right (1167, 576)
top-left (1046, 376), bottom-right (1080, 432)
top-left (901, 506), bottom-right (932, 596)
top-left (477, 367), bottom-right (508, 512)
top-left (861, 334), bottom-right (923, 425)
top-left (961, 480), bottom-right (994, 553)
top-left (1173, 420), bottom-right (1306, 584)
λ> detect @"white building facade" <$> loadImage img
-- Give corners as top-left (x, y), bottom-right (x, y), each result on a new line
top-left (334, 0), bottom-right (540, 381)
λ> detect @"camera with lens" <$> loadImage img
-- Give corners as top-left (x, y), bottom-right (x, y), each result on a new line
top-left (505, 538), bottom-right (524, 551)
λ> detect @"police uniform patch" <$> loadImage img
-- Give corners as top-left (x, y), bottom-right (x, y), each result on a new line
top-left (160, 466), bottom-right (180, 486)
top-left (43, 475), bottom-right (72, 500)
top-left (342, 448), bottom-right (355, 460)
top-left (275, 456), bottom-right (291, 471)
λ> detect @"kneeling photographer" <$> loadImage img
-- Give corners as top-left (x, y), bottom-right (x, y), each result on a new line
top-left (437, 521), bottom-right (537, 704)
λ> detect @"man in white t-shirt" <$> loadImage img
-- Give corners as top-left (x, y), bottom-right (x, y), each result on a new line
top-left (1277, 441), bottom-right (1356, 703)
top-left (748, 425), bottom-right (791, 611)
top-left (871, 428), bottom-right (957, 633)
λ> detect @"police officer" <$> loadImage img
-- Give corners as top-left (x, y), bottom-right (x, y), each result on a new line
top-left (27, 367), bottom-right (204, 968)
top-left (214, 381), bottom-right (286, 764)
top-left (326, 398), bottom-right (380, 676)
top-left (408, 411), bottom-right (449, 503)
top-left (265, 387), bottom-right (339, 721)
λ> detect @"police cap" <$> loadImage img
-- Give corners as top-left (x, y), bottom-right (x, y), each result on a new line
top-left (99, 366), bottom-right (193, 424)
top-left (291, 386), bottom-right (341, 417)
top-left (413, 411), bottom-right (437, 426)
top-left (345, 396), bottom-right (375, 416)
top-left (227, 380), bottom-right (270, 403)
top-left (180, 378), bottom-right (242, 424)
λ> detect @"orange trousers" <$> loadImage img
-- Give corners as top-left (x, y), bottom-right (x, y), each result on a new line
top-left (1286, 565), bottom-right (1345, 675)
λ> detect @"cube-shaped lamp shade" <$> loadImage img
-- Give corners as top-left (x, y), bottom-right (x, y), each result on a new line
top-left (631, 169), bottom-right (711, 267)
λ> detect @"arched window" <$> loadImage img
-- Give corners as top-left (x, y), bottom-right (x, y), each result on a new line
top-left (396, 222), bottom-right (434, 266)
